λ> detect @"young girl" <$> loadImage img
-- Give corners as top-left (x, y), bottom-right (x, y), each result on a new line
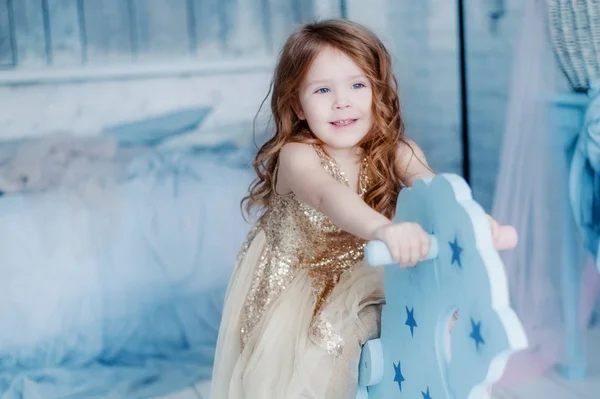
top-left (210, 19), bottom-right (511, 399)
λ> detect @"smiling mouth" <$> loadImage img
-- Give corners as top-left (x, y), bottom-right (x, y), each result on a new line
top-left (330, 118), bottom-right (358, 127)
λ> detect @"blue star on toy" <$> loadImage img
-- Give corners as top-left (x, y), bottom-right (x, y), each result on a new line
top-left (393, 361), bottom-right (405, 391)
top-left (421, 386), bottom-right (432, 399)
top-left (469, 317), bottom-right (485, 351)
top-left (449, 236), bottom-right (463, 268)
top-left (405, 306), bottom-right (417, 337)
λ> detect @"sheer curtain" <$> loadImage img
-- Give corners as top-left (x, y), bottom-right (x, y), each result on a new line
top-left (491, 0), bottom-right (598, 384)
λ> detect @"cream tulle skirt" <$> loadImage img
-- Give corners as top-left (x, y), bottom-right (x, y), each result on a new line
top-left (210, 229), bottom-right (385, 399)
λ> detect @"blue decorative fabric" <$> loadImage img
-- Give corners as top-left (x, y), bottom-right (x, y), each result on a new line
top-left (570, 81), bottom-right (600, 259)
top-left (102, 107), bottom-right (212, 147)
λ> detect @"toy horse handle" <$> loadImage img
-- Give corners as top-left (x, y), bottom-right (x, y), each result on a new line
top-left (365, 235), bottom-right (439, 266)
top-left (365, 226), bottom-right (518, 266)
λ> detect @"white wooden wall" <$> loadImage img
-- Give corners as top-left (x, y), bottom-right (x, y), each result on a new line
top-left (0, 0), bottom-right (340, 140)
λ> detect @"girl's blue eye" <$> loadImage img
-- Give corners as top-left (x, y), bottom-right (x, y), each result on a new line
top-left (316, 88), bottom-right (330, 94)
top-left (352, 83), bottom-right (366, 89)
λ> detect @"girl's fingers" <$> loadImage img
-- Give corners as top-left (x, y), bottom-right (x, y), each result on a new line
top-left (420, 231), bottom-right (430, 259)
top-left (398, 240), bottom-right (410, 267)
top-left (495, 225), bottom-right (518, 250)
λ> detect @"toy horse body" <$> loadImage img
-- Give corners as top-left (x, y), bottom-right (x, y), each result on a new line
top-left (355, 173), bottom-right (528, 399)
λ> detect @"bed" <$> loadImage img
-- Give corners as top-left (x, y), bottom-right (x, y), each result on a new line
top-left (0, 107), bottom-right (258, 398)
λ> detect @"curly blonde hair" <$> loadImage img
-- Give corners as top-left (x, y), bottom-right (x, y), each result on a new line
top-left (242, 19), bottom-right (411, 220)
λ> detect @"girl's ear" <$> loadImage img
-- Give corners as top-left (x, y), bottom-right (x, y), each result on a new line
top-left (292, 99), bottom-right (305, 120)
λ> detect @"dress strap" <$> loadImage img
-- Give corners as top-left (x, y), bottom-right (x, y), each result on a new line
top-left (310, 144), bottom-right (349, 186)
top-left (311, 144), bottom-right (369, 196)
top-left (271, 157), bottom-right (281, 193)
top-left (358, 156), bottom-right (369, 196)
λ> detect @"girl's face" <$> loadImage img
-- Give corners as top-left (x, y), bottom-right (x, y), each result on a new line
top-left (293, 46), bottom-right (373, 153)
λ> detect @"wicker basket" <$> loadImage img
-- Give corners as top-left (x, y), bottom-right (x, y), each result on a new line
top-left (547, 0), bottom-right (600, 92)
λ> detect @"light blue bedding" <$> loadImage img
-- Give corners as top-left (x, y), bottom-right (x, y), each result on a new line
top-left (0, 148), bottom-right (255, 398)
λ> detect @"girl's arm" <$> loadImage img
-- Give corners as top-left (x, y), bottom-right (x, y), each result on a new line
top-left (395, 138), bottom-right (435, 186)
top-left (277, 142), bottom-right (434, 266)
top-left (277, 143), bottom-right (393, 241)
top-left (396, 139), bottom-right (519, 250)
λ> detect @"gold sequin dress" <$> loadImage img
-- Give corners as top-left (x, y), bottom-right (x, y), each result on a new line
top-left (210, 145), bottom-right (385, 399)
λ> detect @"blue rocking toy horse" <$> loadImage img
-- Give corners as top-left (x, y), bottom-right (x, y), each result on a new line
top-left (355, 173), bottom-right (528, 399)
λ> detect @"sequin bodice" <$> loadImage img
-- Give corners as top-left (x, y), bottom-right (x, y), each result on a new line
top-left (239, 145), bottom-right (370, 351)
